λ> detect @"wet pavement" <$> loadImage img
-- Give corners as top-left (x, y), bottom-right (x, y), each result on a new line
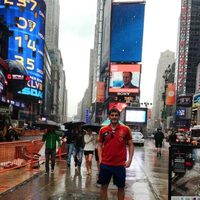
top-left (0, 139), bottom-right (169, 200)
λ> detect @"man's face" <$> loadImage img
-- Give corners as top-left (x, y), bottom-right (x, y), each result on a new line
top-left (122, 72), bottom-right (132, 85)
top-left (109, 112), bottom-right (119, 125)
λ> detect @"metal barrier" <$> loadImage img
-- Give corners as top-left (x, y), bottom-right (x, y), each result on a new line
top-left (0, 140), bottom-right (45, 173)
top-left (0, 139), bottom-right (67, 173)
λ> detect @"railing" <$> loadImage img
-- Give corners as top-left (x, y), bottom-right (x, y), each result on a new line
top-left (0, 139), bottom-right (67, 173)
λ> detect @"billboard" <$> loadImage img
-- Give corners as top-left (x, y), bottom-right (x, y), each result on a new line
top-left (193, 93), bottom-right (200, 108)
top-left (124, 107), bottom-right (147, 124)
top-left (109, 63), bottom-right (141, 95)
top-left (177, 96), bottom-right (193, 107)
top-left (166, 83), bottom-right (176, 106)
top-left (110, 2), bottom-right (145, 62)
top-left (109, 102), bottom-right (128, 112)
top-left (96, 82), bottom-right (105, 103)
top-left (0, 0), bottom-right (46, 99)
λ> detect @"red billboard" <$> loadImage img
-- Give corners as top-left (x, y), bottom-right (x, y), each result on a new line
top-left (109, 102), bottom-right (128, 112)
top-left (96, 82), bottom-right (105, 103)
top-left (109, 63), bottom-right (141, 95)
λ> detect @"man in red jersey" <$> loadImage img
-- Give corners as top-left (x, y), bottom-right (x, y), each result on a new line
top-left (98, 108), bottom-right (134, 200)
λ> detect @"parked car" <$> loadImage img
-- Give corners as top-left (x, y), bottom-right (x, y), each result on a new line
top-left (132, 131), bottom-right (144, 146)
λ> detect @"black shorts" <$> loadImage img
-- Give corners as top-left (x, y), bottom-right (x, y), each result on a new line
top-left (155, 141), bottom-right (163, 148)
top-left (98, 163), bottom-right (126, 188)
top-left (84, 150), bottom-right (94, 156)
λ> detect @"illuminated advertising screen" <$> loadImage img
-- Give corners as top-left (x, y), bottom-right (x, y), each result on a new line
top-left (109, 63), bottom-right (141, 95)
top-left (0, 0), bottom-right (46, 99)
top-left (110, 3), bottom-right (145, 62)
top-left (125, 107), bottom-right (147, 124)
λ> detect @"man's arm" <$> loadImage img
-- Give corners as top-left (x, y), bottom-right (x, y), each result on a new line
top-left (125, 139), bottom-right (134, 168)
top-left (98, 142), bottom-right (103, 164)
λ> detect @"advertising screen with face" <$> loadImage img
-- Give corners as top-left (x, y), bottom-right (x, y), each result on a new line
top-left (109, 63), bottom-right (141, 95)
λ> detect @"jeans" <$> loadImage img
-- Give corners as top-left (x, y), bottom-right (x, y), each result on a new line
top-left (74, 147), bottom-right (84, 167)
top-left (45, 148), bottom-right (56, 172)
top-left (66, 143), bottom-right (75, 165)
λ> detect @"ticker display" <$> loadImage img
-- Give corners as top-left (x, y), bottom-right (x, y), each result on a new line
top-left (0, 0), bottom-right (46, 99)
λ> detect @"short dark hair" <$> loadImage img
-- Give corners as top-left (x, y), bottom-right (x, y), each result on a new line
top-left (123, 72), bottom-right (132, 78)
top-left (108, 107), bottom-right (120, 116)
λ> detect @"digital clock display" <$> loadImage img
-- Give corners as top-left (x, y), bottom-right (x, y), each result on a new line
top-left (0, 0), bottom-right (46, 99)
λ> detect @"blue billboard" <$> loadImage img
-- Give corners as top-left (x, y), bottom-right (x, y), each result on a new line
top-left (0, 0), bottom-right (46, 99)
top-left (110, 3), bottom-right (145, 62)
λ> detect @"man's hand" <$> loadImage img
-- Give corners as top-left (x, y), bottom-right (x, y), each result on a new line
top-left (125, 160), bottom-right (132, 168)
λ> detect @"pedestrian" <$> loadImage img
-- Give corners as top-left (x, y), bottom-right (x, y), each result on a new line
top-left (84, 128), bottom-right (96, 175)
top-left (154, 128), bottom-right (165, 157)
top-left (65, 128), bottom-right (76, 167)
top-left (42, 125), bottom-right (61, 174)
top-left (73, 126), bottom-right (85, 169)
top-left (98, 108), bottom-right (134, 200)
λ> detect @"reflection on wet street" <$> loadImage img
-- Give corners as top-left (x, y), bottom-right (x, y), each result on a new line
top-left (0, 139), bottom-right (169, 200)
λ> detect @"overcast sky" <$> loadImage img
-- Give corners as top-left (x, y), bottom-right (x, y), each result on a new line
top-left (59, 0), bottom-right (181, 118)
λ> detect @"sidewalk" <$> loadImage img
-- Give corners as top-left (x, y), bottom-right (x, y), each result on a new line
top-left (0, 158), bottom-right (160, 200)
top-left (0, 165), bottom-right (43, 195)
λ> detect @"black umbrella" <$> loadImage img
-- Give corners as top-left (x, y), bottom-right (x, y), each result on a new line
top-left (63, 121), bottom-right (85, 129)
top-left (33, 120), bottom-right (60, 129)
top-left (82, 123), bottom-right (101, 133)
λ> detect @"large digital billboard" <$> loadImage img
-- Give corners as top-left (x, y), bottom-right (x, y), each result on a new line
top-left (0, 0), bottom-right (46, 99)
top-left (110, 2), bottom-right (145, 62)
top-left (124, 107), bottom-right (147, 124)
top-left (109, 63), bottom-right (141, 96)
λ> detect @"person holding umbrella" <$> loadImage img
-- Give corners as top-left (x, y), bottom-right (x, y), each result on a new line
top-left (42, 125), bottom-right (61, 174)
top-left (84, 127), bottom-right (96, 175)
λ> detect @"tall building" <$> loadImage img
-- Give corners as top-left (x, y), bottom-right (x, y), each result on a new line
top-left (44, 0), bottom-right (68, 122)
top-left (152, 50), bottom-right (175, 129)
top-left (176, 0), bottom-right (200, 96)
top-left (44, 0), bottom-right (60, 50)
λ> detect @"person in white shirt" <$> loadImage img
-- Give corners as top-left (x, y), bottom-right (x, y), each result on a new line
top-left (84, 128), bottom-right (96, 175)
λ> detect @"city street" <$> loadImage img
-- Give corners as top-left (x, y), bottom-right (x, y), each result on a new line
top-left (0, 139), bottom-right (169, 200)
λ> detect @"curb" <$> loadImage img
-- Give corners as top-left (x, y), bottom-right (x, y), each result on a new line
top-left (0, 171), bottom-right (43, 197)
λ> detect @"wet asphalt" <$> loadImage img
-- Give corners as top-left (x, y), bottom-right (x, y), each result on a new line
top-left (0, 139), bottom-right (169, 200)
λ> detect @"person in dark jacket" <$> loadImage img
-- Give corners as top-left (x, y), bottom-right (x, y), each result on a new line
top-left (154, 128), bottom-right (164, 157)
top-left (73, 126), bottom-right (85, 169)
top-left (42, 126), bottom-right (61, 174)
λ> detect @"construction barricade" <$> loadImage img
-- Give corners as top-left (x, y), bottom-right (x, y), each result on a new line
top-left (0, 140), bottom-right (45, 173)
top-left (0, 139), bottom-right (67, 173)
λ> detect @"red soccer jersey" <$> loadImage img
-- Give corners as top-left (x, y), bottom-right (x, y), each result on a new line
top-left (98, 124), bottom-right (132, 166)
